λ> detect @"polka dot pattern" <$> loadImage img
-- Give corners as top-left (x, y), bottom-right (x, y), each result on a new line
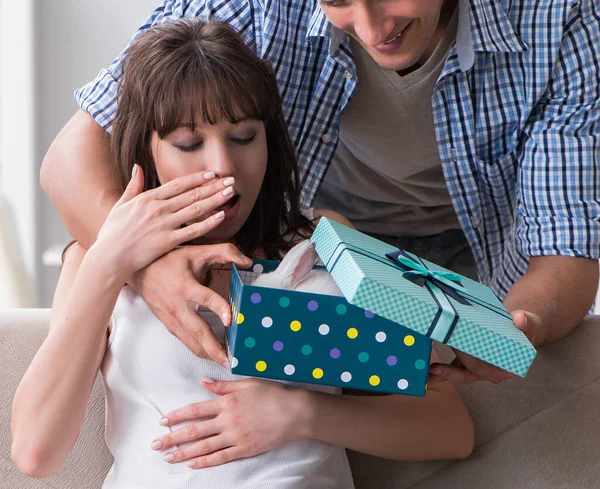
top-left (229, 262), bottom-right (432, 396)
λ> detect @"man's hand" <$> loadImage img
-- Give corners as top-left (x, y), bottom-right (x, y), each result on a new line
top-left (428, 310), bottom-right (542, 385)
top-left (129, 245), bottom-right (252, 365)
top-left (150, 378), bottom-right (306, 469)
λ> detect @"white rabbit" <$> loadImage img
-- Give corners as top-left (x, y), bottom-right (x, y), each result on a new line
top-left (251, 240), bottom-right (343, 296)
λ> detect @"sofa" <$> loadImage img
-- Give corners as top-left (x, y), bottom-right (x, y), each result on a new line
top-left (2, 308), bottom-right (600, 489)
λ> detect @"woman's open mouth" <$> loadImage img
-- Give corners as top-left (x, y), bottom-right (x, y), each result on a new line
top-left (217, 194), bottom-right (240, 221)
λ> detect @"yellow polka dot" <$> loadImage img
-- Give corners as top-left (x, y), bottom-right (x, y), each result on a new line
top-left (347, 328), bottom-right (358, 339)
top-left (313, 368), bottom-right (324, 379)
top-left (237, 312), bottom-right (245, 324)
top-left (290, 320), bottom-right (302, 332)
top-left (425, 383), bottom-right (428, 391)
top-left (369, 375), bottom-right (380, 386)
top-left (256, 361), bottom-right (267, 372)
top-left (404, 335), bottom-right (415, 346)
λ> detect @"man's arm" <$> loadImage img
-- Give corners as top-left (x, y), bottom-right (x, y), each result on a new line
top-left (40, 110), bottom-right (118, 249)
top-left (503, 256), bottom-right (598, 347)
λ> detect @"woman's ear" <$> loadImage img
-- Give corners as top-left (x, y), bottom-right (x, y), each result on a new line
top-left (279, 240), bottom-right (318, 288)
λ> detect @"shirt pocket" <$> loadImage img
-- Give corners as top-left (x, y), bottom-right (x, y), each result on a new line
top-left (475, 151), bottom-right (518, 218)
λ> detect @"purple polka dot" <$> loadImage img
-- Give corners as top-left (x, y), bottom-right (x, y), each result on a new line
top-left (251, 293), bottom-right (262, 304)
top-left (386, 355), bottom-right (398, 366)
top-left (330, 348), bottom-right (341, 359)
top-left (307, 300), bottom-right (319, 311)
top-left (364, 310), bottom-right (375, 318)
top-left (273, 341), bottom-right (284, 352)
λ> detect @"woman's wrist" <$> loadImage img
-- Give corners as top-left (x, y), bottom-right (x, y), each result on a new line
top-left (85, 242), bottom-right (130, 287)
top-left (286, 388), bottom-right (319, 441)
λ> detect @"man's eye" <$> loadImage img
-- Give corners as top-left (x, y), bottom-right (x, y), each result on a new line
top-left (174, 142), bottom-right (202, 152)
top-left (232, 135), bottom-right (256, 145)
top-left (320, 0), bottom-right (346, 6)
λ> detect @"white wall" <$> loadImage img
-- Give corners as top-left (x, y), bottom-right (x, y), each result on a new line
top-left (31, 0), bottom-right (159, 306)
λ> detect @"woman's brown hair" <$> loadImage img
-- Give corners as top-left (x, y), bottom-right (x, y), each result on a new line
top-left (111, 18), bottom-right (312, 259)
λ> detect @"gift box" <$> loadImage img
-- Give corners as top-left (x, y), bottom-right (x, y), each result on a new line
top-left (226, 218), bottom-right (536, 395)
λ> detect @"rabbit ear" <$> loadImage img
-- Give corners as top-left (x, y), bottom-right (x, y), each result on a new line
top-left (279, 240), bottom-right (319, 289)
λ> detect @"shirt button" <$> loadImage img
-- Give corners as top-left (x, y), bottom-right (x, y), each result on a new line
top-left (344, 70), bottom-right (353, 80)
top-left (322, 133), bottom-right (332, 143)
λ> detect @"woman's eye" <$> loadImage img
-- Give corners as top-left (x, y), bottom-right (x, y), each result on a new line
top-left (232, 135), bottom-right (256, 146)
top-left (174, 142), bottom-right (202, 152)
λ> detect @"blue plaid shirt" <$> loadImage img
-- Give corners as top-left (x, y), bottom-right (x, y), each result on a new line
top-left (76, 0), bottom-right (600, 298)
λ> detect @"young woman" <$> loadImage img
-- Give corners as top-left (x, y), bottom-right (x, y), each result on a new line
top-left (12, 19), bottom-right (473, 488)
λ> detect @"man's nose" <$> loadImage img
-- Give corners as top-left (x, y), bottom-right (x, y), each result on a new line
top-left (353, 5), bottom-right (395, 47)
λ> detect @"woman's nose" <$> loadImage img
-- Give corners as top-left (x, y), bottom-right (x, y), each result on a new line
top-left (210, 142), bottom-right (236, 178)
top-left (353, 5), bottom-right (395, 47)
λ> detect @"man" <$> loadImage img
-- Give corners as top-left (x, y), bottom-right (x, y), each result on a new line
top-left (41, 0), bottom-right (599, 383)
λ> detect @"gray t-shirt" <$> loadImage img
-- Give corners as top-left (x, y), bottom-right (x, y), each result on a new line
top-left (314, 11), bottom-right (460, 237)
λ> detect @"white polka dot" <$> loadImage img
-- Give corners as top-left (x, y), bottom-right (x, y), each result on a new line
top-left (375, 331), bottom-right (387, 343)
top-left (262, 317), bottom-right (273, 328)
top-left (284, 364), bottom-right (296, 375)
top-left (397, 379), bottom-right (409, 390)
top-left (341, 372), bottom-right (352, 383)
top-left (253, 264), bottom-right (264, 274)
top-left (231, 357), bottom-right (239, 368)
top-left (318, 324), bottom-right (330, 335)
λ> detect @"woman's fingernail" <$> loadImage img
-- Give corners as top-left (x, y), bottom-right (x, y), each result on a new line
top-left (214, 211), bottom-right (225, 221)
top-left (131, 164), bottom-right (139, 178)
top-left (164, 453), bottom-right (175, 462)
top-left (202, 376), bottom-right (215, 384)
top-left (222, 360), bottom-right (231, 370)
top-left (204, 171), bottom-right (215, 180)
top-left (222, 186), bottom-right (234, 196)
top-left (221, 313), bottom-right (230, 325)
top-left (430, 367), bottom-right (442, 375)
top-left (223, 177), bottom-right (235, 187)
top-left (159, 417), bottom-right (169, 426)
top-left (187, 460), bottom-right (197, 468)
top-left (151, 440), bottom-right (162, 450)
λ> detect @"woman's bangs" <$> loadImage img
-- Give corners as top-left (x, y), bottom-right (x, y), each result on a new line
top-left (153, 61), bottom-right (274, 137)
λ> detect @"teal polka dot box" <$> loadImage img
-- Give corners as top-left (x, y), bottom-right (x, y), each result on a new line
top-left (226, 217), bottom-right (537, 395)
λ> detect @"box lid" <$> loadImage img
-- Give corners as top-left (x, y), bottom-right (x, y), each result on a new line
top-left (310, 218), bottom-right (536, 376)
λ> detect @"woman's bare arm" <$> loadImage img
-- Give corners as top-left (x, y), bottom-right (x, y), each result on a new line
top-left (11, 244), bottom-right (122, 478)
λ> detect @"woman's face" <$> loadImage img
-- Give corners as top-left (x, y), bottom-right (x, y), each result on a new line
top-left (151, 117), bottom-right (268, 242)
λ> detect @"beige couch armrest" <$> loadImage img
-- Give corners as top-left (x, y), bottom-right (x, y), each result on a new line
top-left (0, 309), bottom-right (112, 489)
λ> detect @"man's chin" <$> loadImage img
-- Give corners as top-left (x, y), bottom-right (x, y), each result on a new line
top-left (367, 50), bottom-right (422, 73)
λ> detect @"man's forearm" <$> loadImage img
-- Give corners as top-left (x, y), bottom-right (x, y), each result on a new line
top-left (503, 255), bottom-right (598, 346)
top-left (41, 110), bottom-right (120, 250)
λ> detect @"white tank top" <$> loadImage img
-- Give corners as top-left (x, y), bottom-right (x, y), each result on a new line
top-left (100, 286), bottom-right (355, 489)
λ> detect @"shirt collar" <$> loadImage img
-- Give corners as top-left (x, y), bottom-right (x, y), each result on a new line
top-left (307, 0), bottom-right (528, 68)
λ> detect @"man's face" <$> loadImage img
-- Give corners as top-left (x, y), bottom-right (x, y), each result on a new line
top-left (319, 0), bottom-right (446, 72)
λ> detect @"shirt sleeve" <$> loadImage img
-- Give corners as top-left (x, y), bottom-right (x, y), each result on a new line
top-left (75, 0), bottom-right (259, 134)
top-left (516, 0), bottom-right (600, 260)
